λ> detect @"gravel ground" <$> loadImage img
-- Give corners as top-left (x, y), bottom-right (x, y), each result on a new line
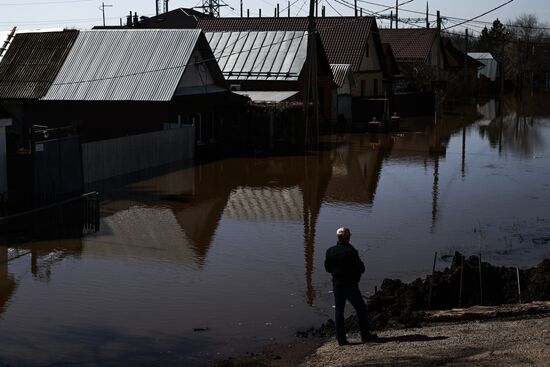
top-left (302, 316), bottom-right (550, 367)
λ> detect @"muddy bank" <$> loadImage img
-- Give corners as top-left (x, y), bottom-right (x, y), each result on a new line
top-left (304, 252), bottom-right (550, 336)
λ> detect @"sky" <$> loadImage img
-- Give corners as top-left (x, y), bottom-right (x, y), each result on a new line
top-left (0, 0), bottom-right (549, 34)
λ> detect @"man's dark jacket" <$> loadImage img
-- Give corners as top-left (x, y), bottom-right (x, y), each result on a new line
top-left (324, 241), bottom-right (365, 286)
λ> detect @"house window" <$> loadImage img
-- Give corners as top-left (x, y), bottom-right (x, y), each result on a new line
top-left (373, 79), bottom-right (379, 96)
top-left (361, 80), bottom-right (366, 97)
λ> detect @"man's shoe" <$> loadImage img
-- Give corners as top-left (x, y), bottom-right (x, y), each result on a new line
top-left (361, 333), bottom-right (378, 343)
top-left (337, 340), bottom-right (350, 346)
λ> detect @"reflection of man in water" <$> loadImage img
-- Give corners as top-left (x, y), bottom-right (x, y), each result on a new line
top-left (324, 227), bottom-right (376, 346)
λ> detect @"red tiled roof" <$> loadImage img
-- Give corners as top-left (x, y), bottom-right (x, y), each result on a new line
top-left (197, 17), bottom-right (378, 72)
top-left (379, 28), bottom-right (437, 63)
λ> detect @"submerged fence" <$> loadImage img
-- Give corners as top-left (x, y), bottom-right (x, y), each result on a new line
top-left (0, 192), bottom-right (100, 242)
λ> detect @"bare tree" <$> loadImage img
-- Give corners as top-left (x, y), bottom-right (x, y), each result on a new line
top-left (506, 14), bottom-right (549, 94)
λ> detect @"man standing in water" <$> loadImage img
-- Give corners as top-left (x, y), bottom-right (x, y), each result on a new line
top-left (325, 227), bottom-right (376, 346)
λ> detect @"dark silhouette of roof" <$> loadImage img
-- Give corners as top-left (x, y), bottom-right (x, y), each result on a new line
top-left (0, 30), bottom-right (78, 99)
top-left (141, 8), bottom-right (213, 28)
top-left (379, 28), bottom-right (438, 63)
top-left (197, 17), bottom-right (380, 72)
top-left (382, 43), bottom-right (400, 75)
top-left (442, 38), bottom-right (484, 69)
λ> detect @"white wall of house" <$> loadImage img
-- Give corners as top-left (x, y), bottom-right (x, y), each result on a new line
top-left (352, 34), bottom-right (383, 97)
top-left (176, 50), bottom-right (225, 95)
top-left (0, 118), bottom-right (12, 196)
top-left (335, 74), bottom-right (355, 120)
top-left (428, 40), bottom-right (445, 70)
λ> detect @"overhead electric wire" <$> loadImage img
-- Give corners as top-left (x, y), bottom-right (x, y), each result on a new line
top-left (3, 0), bottom-right (544, 86)
top-left (0, 0), bottom-right (93, 5)
top-left (325, 0), bottom-right (343, 16)
top-left (295, 0), bottom-right (308, 16)
top-left (279, 0), bottom-right (303, 16)
top-left (443, 0), bottom-right (514, 30)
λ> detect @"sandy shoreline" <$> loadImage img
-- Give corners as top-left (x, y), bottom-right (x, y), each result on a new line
top-left (303, 314), bottom-right (550, 366)
top-left (221, 310), bottom-right (550, 366)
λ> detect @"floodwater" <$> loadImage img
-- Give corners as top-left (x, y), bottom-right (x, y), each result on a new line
top-left (1, 96), bottom-right (550, 366)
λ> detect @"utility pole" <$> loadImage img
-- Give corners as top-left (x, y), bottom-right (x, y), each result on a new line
top-left (436, 10), bottom-right (441, 79)
top-left (395, 0), bottom-right (398, 29)
top-left (390, 11), bottom-right (393, 29)
top-left (100, 2), bottom-right (112, 27)
top-left (304, 0), bottom-right (318, 149)
top-left (426, 2), bottom-right (429, 28)
top-left (240, 0), bottom-right (243, 17)
top-left (354, 0), bottom-right (357, 17)
top-left (198, 0), bottom-right (225, 17)
top-left (464, 28), bottom-right (469, 101)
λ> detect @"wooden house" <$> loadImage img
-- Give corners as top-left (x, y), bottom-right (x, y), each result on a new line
top-left (0, 29), bottom-right (246, 205)
top-left (197, 16), bottom-right (387, 124)
top-left (0, 104), bottom-right (11, 200)
top-left (204, 30), bottom-right (335, 123)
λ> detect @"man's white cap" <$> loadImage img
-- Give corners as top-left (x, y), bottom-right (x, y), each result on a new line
top-left (336, 227), bottom-right (351, 237)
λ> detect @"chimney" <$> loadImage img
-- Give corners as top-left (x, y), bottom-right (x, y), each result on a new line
top-left (322, 6), bottom-right (325, 17)
top-left (126, 11), bottom-right (133, 27)
top-left (133, 12), bottom-right (139, 27)
top-left (247, 9), bottom-right (250, 17)
top-left (259, 9), bottom-right (261, 17)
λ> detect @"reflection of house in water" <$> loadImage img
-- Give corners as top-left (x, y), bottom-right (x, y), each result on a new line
top-left (0, 246), bottom-right (16, 315)
top-left (219, 156), bottom-right (333, 305)
top-left (478, 96), bottom-right (548, 158)
top-left (224, 187), bottom-right (303, 222)
top-left (326, 109), bottom-right (479, 230)
top-left (326, 135), bottom-right (393, 206)
top-left (475, 100), bottom-right (498, 127)
top-left (81, 154), bottom-right (334, 298)
top-left (0, 237), bottom-right (84, 317)
top-left (83, 205), bottom-right (202, 268)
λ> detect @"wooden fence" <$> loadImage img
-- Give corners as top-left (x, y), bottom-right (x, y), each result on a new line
top-left (82, 126), bottom-right (194, 184)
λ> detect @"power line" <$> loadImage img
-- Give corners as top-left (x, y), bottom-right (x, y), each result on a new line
top-left (48, 17), bottom-right (376, 87)
top-left (444, 0), bottom-right (514, 31)
top-left (0, 0), bottom-right (93, 5)
top-left (325, 0), bottom-right (343, 16)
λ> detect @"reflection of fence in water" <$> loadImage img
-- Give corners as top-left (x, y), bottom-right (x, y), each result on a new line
top-left (0, 192), bottom-right (100, 241)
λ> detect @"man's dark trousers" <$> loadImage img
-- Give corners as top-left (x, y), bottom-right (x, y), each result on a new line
top-left (333, 282), bottom-right (370, 343)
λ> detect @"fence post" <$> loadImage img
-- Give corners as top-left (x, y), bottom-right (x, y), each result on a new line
top-left (428, 251), bottom-right (437, 309)
top-left (458, 254), bottom-right (464, 308)
top-left (516, 267), bottom-right (522, 304)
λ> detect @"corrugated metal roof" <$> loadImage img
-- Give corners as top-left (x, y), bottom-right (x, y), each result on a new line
top-left (0, 28), bottom-right (64, 62)
top-left (379, 29), bottom-right (437, 63)
top-left (330, 64), bottom-right (352, 88)
top-left (234, 90), bottom-right (298, 102)
top-left (197, 17), bottom-right (378, 72)
top-left (44, 29), bottom-right (210, 101)
top-left (205, 31), bottom-right (307, 81)
top-left (0, 30), bottom-right (78, 99)
top-left (468, 52), bottom-right (495, 60)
